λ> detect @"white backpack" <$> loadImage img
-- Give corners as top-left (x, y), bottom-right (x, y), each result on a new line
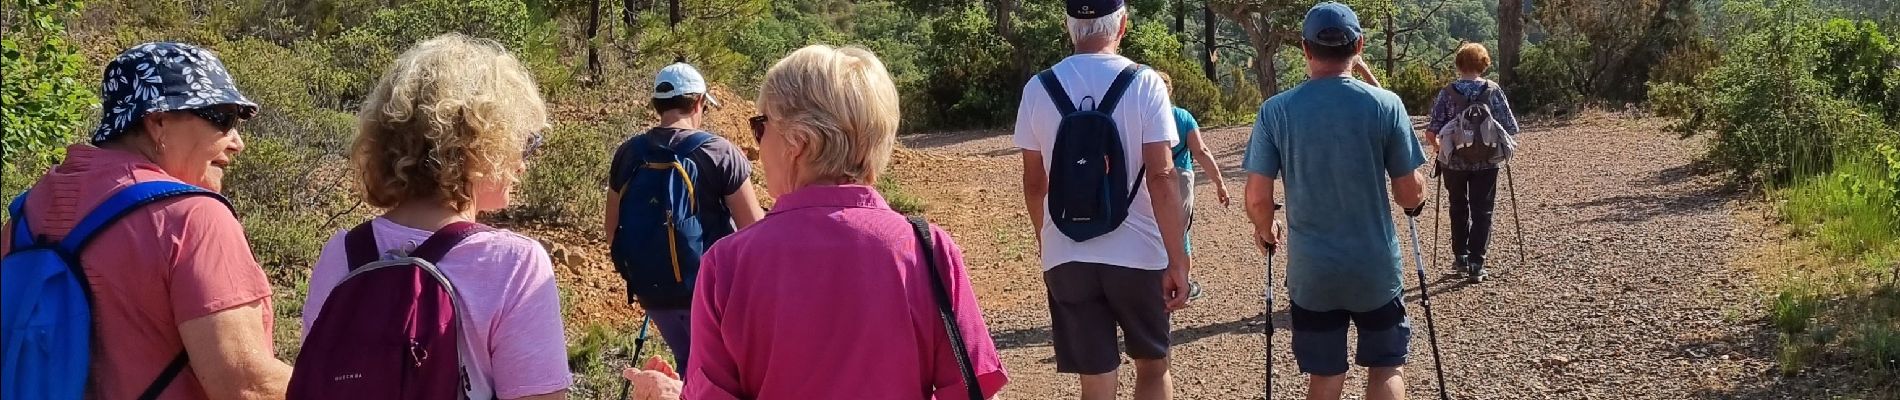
top-left (1436, 80), bottom-right (1516, 165)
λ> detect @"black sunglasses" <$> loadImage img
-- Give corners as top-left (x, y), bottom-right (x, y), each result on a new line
top-left (749, 115), bottom-right (768, 143)
top-left (188, 108), bottom-right (244, 132)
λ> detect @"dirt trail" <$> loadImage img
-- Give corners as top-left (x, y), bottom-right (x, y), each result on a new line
top-left (894, 114), bottom-right (1851, 399)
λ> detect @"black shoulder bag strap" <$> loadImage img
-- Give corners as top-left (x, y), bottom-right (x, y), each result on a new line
top-left (908, 216), bottom-right (985, 400)
top-left (137, 353), bottom-right (190, 400)
top-left (1101, 64), bottom-right (1150, 204)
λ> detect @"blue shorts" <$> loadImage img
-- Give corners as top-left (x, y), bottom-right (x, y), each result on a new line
top-left (1289, 297), bottom-right (1412, 376)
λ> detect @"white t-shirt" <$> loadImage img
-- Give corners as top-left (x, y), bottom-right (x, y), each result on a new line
top-left (1013, 53), bottom-right (1178, 271)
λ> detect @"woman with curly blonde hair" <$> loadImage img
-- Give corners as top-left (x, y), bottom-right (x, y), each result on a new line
top-left (296, 34), bottom-right (571, 400)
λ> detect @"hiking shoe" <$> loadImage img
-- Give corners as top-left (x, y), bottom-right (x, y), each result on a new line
top-left (1467, 260), bottom-right (1487, 283)
top-left (1446, 255), bottom-right (1471, 277)
top-left (1189, 280), bottom-right (1205, 300)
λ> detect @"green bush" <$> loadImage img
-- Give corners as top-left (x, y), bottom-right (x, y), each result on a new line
top-left (1386, 62), bottom-right (1451, 116)
top-left (2, 0), bottom-right (94, 168)
top-left (511, 121), bottom-right (622, 226)
top-left (1510, 37), bottom-right (1589, 114)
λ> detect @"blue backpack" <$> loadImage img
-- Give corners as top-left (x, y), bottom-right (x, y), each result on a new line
top-left (611, 131), bottom-right (725, 307)
top-left (1040, 64), bottom-right (1149, 242)
top-left (3, 181), bottom-right (225, 400)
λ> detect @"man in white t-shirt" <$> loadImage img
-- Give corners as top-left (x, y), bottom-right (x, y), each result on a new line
top-left (1013, 1), bottom-right (1190, 398)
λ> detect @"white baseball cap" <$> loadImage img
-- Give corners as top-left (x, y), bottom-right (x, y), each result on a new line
top-left (654, 62), bottom-right (721, 108)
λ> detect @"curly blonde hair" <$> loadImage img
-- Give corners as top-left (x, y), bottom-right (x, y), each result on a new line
top-left (353, 33), bottom-right (548, 211)
top-left (758, 45), bottom-right (900, 186)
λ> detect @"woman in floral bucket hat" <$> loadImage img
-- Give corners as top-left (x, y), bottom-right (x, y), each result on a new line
top-left (2, 42), bottom-right (291, 399)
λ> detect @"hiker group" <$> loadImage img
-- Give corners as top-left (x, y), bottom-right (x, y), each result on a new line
top-left (1, 1), bottom-right (1523, 399)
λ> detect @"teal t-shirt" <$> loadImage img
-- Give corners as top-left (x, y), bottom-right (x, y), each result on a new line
top-left (1170, 107), bottom-right (1199, 171)
top-left (1241, 77), bottom-right (1426, 313)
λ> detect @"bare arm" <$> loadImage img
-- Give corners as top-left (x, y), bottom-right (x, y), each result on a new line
top-left (1391, 170), bottom-right (1426, 210)
top-left (1142, 142), bottom-right (1192, 310)
top-left (1021, 150), bottom-right (1047, 244)
top-left (1352, 56), bottom-right (1382, 87)
top-left (1244, 173), bottom-right (1282, 249)
top-left (604, 190), bottom-right (621, 244)
top-left (180, 300), bottom-right (290, 400)
top-left (1184, 129), bottom-right (1230, 206)
top-left (724, 182), bottom-right (766, 229)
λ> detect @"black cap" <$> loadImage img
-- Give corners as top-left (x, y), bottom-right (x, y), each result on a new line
top-left (1066, 0), bottom-right (1124, 19)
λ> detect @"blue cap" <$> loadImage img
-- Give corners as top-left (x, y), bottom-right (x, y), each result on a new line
top-left (93, 42), bottom-right (257, 144)
top-left (1066, 0), bottom-right (1124, 19)
top-left (1302, 2), bottom-right (1363, 47)
top-left (654, 62), bottom-right (721, 108)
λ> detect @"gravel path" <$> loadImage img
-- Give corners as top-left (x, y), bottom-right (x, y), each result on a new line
top-left (890, 115), bottom-right (1857, 399)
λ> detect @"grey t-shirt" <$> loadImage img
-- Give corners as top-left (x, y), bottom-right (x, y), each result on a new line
top-left (609, 127), bottom-right (752, 222)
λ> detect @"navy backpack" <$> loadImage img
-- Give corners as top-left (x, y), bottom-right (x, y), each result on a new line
top-left (3, 181), bottom-right (226, 399)
top-left (611, 131), bottom-right (726, 307)
top-left (1040, 64), bottom-right (1150, 242)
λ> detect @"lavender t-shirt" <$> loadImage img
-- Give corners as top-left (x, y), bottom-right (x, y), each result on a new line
top-left (302, 218), bottom-right (573, 399)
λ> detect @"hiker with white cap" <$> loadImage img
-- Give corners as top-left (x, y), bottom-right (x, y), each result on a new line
top-left (1242, 3), bottom-right (1429, 400)
top-left (1014, 0), bottom-right (1192, 398)
top-left (605, 60), bottom-right (765, 373)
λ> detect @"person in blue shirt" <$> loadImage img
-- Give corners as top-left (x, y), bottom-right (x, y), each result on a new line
top-left (1155, 71), bottom-right (1231, 300)
top-left (1241, 3), bottom-right (1428, 400)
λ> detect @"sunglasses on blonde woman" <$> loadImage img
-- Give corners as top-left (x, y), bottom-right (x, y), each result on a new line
top-left (749, 115), bottom-right (768, 143)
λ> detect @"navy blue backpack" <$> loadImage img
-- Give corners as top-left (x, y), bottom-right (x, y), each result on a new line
top-left (3, 181), bottom-right (225, 400)
top-left (611, 131), bottom-right (725, 307)
top-left (1040, 64), bottom-right (1149, 242)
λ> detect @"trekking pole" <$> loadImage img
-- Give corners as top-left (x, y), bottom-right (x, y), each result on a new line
top-left (1404, 206), bottom-right (1454, 400)
top-left (618, 314), bottom-right (653, 400)
top-left (1432, 165), bottom-right (1445, 274)
top-left (1262, 241), bottom-right (1277, 400)
top-left (1505, 164), bottom-right (1526, 266)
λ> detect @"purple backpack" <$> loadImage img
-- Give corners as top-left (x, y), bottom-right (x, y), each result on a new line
top-left (289, 221), bottom-right (493, 399)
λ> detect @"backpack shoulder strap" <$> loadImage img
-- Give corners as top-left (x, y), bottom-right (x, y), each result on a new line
top-left (672, 131), bottom-right (717, 157)
top-left (410, 221), bottom-right (495, 264)
top-left (344, 221), bottom-right (380, 269)
top-left (1096, 64), bottom-right (1147, 116)
top-left (58, 181), bottom-right (230, 255)
top-left (1445, 83), bottom-right (1472, 111)
top-left (8, 191), bottom-right (32, 250)
top-left (1037, 70), bottom-right (1076, 116)
top-left (907, 216), bottom-right (984, 400)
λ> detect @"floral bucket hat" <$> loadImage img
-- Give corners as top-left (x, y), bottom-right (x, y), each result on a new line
top-left (91, 42), bottom-right (258, 144)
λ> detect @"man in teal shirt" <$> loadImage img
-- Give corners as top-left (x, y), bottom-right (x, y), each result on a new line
top-left (1241, 3), bottom-right (1428, 400)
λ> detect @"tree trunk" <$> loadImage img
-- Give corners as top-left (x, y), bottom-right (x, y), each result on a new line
top-left (992, 0), bottom-right (1029, 80)
top-left (587, 0), bottom-right (602, 80)
top-left (1174, 0), bottom-right (1186, 33)
top-left (1498, 0), bottom-right (1524, 85)
top-left (668, 0), bottom-right (682, 28)
top-left (1385, 6), bottom-right (1395, 77)
top-left (1202, 5), bottom-right (1219, 80)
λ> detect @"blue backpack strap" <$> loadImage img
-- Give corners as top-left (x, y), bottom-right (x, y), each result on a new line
top-left (57, 181), bottom-right (231, 255)
top-left (1037, 70), bottom-right (1077, 115)
top-left (672, 131), bottom-right (717, 157)
top-left (1095, 64), bottom-right (1147, 116)
top-left (8, 191), bottom-right (31, 250)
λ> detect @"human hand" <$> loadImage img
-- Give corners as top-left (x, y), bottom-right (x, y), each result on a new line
top-left (1163, 264), bottom-right (1191, 311)
top-left (1254, 219), bottom-right (1285, 256)
top-left (1215, 185), bottom-right (1232, 207)
top-left (621, 355), bottom-right (683, 400)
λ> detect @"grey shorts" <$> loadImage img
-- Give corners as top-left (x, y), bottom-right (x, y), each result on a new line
top-left (1044, 262), bottom-right (1171, 374)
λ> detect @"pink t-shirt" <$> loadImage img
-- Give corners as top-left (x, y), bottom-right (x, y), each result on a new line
top-left (1, 145), bottom-right (273, 400)
top-left (301, 218), bottom-right (573, 399)
top-left (686, 185), bottom-right (1009, 400)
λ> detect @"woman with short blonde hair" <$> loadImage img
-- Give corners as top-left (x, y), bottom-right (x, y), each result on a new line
top-left (298, 33), bottom-right (571, 400)
top-left (677, 45), bottom-right (1010, 399)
